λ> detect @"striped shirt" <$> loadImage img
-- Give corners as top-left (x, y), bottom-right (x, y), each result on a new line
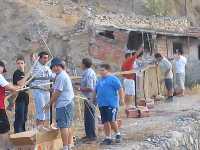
top-left (31, 62), bottom-right (54, 90)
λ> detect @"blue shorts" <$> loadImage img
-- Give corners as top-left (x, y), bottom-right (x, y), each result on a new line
top-left (99, 106), bottom-right (118, 124)
top-left (56, 102), bottom-right (74, 128)
top-left (165, 79), bottom-right (173, 91)
top-left (32, 89), bottom-right (50, 121)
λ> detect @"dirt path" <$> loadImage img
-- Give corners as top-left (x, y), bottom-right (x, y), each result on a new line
top-left (75, 94), bottom-right (200, 150)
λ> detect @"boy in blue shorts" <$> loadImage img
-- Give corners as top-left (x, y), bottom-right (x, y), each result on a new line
top-left (95, 64), bottom-right (124, 145)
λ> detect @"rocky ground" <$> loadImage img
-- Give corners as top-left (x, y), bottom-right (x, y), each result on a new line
top-left (75, 94), bottom-right (200, 150)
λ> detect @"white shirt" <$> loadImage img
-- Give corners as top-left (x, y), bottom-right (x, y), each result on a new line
top-left (53, 71), bottom-right (74, 108)
top-left (175, 56), bottom-right (187, 74)
top-left (0, 74), bottom-right (9, 87)
top-left (133, 59), bottom-right (144, 77)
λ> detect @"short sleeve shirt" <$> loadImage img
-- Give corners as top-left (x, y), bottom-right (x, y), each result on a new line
top-left (0, 74), bottom-right (9, 109)
top-left (133, 59), bottom-right (144, 77)
top-left (159, 57), bottom-right (173, 79)
top-left (13, 70), bottom-right (25, 85)
top-left (0, 74), bottom-right (9, 87)
top-left (80, 68), bottom-right (97, 100)
top-left (53, 71), bottom-right (74, 108)
top-left (95, 75), bottom-right (122, 108)
top-left (121, 55), bottom-right (137, 80)
top-left (13, 70), bottom-right (29, 104)
top-left (175, 56), bottom-right (187, 74)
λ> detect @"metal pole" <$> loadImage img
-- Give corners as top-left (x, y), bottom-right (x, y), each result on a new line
top-left (185, 0), bottom-right (187, 16)
top-left (134, 72), bottom-right (137, 107)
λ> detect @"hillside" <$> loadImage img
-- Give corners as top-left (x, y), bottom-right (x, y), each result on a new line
top-left (0, 0), bottom-right (200, 76)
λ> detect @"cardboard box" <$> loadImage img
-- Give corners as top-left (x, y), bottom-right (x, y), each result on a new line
top-left (10, 129), bottom-right (63, 150)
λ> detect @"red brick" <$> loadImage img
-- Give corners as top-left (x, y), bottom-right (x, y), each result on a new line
top-left (138, 99), bottom-right (146, 106)
top-left (125, 106), bottom-right (150, 118)
top-left (145, 98), bottom-right (155, 109)
top-left (125, 107), bottom-right (140, 118)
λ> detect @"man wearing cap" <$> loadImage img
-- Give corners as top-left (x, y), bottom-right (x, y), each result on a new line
top-left (0, 61), bottom-right (21, 149)
top-left (31, 51), bottom-right (54, 127)
top-left (43, 57), bottom-right (74, 150)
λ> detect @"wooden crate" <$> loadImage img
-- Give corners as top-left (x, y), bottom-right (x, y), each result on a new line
top-left (10, 129), bottom-right (62, 150)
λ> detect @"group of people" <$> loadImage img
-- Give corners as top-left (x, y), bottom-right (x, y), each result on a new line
top-left (0, 51), bottom-right (125, 150)
top-left (0, 48), bottom-right (187, 150)
top-left (154, 49), bottom-right (187, 100)
top-left (121, 48), bottom-right (187, 108)
top-left (79, 59), bottom-right (124, 145)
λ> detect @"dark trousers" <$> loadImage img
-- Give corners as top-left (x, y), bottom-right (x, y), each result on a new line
top-left (84, 101), bottom-right (96, 138)
top-left (14, 100), bottom-right (28, 133)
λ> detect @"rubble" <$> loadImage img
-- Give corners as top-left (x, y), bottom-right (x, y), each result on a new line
top-left (175, 116), bottom-right (196, 126)
top-left (144, 135), bottom-right (170, 147)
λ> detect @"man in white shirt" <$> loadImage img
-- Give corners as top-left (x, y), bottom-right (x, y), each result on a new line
top-left (174, 50), bottom-right (187, 96)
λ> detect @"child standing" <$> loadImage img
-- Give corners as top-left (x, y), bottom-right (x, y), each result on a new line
top-left (13, 56), bottom-right (29, 133)
top-left (95, 64), bottom-right (124, 145)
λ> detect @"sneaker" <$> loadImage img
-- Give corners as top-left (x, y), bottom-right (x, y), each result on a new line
top-left (100, 138), bottom-right (113, 145)
top-left (81, 136), bottom-right (89, 142)
top-left (84, 137), bottom-right (97, 143)
top-left (115, 134), bottom-right (122, 143)
top-left (88, 137), bottom-right (97, 141)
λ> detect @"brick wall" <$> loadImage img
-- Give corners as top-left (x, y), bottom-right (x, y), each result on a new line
top-left (89, 30), bottom-right (129, 66)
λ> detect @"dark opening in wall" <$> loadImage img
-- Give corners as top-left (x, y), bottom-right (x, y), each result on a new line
top-left (98, 30), bottom-right (115, 40)
top-left (198, 45), bottom-right (200, 60)
top-left (127, 31), bottom-right (142, 50)
top-left (173, 42), bottom-right (183, 53)
top-left (127, 31), bottom-right (152, 52)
